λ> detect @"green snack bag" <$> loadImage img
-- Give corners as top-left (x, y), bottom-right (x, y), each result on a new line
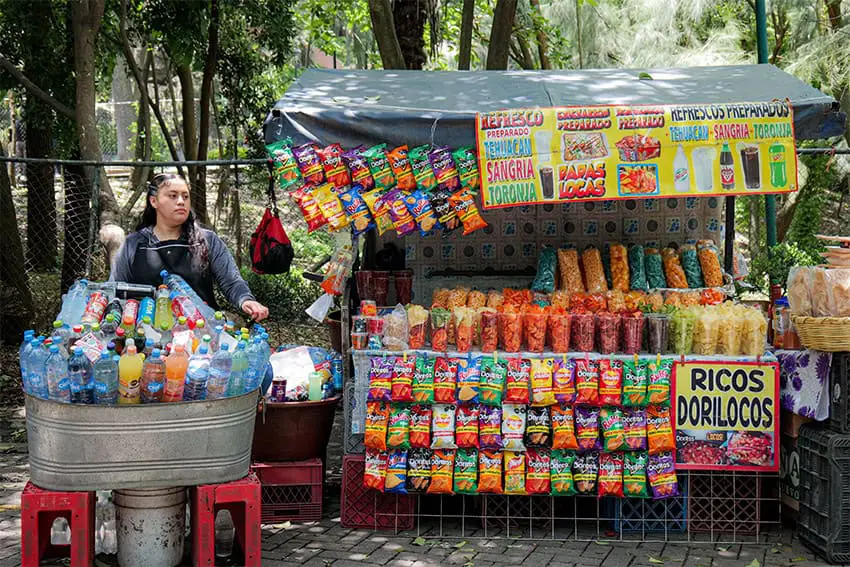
top-left (623, 358), bottom-right (648, 407)
top-left (680, 245), bottom-right (704, 289)
top-left (266, 138), bottom-right (302, 192)
top-left (412, 356), bottom-right (435, 404)
top-left (624, 452), bottom-right (649, 498)
top-left (629, 245), bottom-right (648, 291)
top-left (479, 358), bottom-right (507, 406)
top-left (363, 144), bottom-right (396, 190)
top-left (387, 406), bottom-right (411, 449)
top-left (550, 450), bottom-right (577, 496)
top-left (409, 145), bottom-right (438, 192)
top-left (453, 449), bottom-right (479, 494)
top-left (646, 357), bottom-right (674, 406)
top-left (645, 248), bottom-right (666, 289)
top-left (452, 146), bottom-right (480, 192)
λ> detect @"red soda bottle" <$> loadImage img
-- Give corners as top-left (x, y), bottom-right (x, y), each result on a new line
top-left (81, 291), bottom-right (108, 325)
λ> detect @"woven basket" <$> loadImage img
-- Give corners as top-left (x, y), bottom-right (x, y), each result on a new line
top-left (792, 316), bottom-right (850, 352)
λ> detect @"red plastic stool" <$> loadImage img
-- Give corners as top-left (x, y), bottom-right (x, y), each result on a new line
top-left (20, 481), bottom-right (95, 567)
top-left (192, 473), bottom-right (262, 567)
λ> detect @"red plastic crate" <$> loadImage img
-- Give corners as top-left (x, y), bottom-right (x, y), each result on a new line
top-left (341, 454), bottom-right (414, 532)
top-left (251, 459), bottom-right (323, 523)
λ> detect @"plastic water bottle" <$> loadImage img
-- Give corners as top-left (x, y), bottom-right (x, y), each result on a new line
top-left (161, 270), bottom-right (216, 322)
top-left (154, 285), bottom-right (173, 330)
top-left (210, 325), bottom-right (224, 353)
top-left (52, 320), bottom-right (72, 346)
top-left (140, 349), bottom-right (166, 403)
top-left (92, 350), bottom-right (118, 405)
top-left (68, 325), bottom-right (83, 350)
top-left (26, 339), bottom-right (49, 398)
top-left (207, 343), bottom-right (232, 400)
top-left (45, 345), bottom-right (70, 402)
top-left (184, 344), bottom-right (211, 401)
top-left (57, 279), bottom-right (89, 327)
top-left (117, 344), bottom-right (142, 404)
top-left (172, 293), bottom-right (204, 329)
top-left (244, 338), bottom-right (264, 392)
top-left (100, 313), bottom-right (118, 338)
top-left (228, 341), bottom-right (249, 397)
top-left (19, 330), bottom-right (34, 381)
top-left (68, 346), bottom-right (94, 404)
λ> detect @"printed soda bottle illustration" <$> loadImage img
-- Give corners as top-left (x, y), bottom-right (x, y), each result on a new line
top-left (769, 142), bottom-right (788, 187)
top-left (673, 144), bottom-right (690, 192)
top-left (719, 142), bottom-right (735, 190)
top-left (738, 143), bottom-right (761, 190)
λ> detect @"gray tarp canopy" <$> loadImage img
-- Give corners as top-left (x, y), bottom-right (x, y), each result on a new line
top-left (263, 66), bottom-right (844, 148)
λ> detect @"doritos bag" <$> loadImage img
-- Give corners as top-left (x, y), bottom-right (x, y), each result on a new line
top-left (250, 176), bottom-right (294, 275)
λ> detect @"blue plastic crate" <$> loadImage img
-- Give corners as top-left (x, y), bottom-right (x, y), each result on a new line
top-left (612, 475), bottom-right (688, 534)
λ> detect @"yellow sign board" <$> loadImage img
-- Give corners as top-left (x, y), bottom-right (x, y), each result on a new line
top-left (672, 361), bottom-right (779, 472)
top-left (475, 102), bottom-right (798, 209)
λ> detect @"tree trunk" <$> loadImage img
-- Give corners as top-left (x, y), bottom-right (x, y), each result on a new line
top-left (25, 108), bottom-right (57, 271)
top-left (194, 0), bottom-right (220, 226)
top-left (457, 0), bottom-right (475, 70)
top-left (486, 0), bottom-right (518, 70)
top-left (748, 196), bottom-right (761, 260)
top-left (529, 0), bottom-right (551, 69)
top-left (0, 146), bottom-right (34, 343)
top-left (367, 0), bottom-right (406, 69)
top-left (516, 34), bottom-right (536, 69)
top-left (122, 50), bottom-right (153, 219)
top-left (826, 0), bottom-right (842, 31)
top-left (392, 0), bottom-right (427, 69)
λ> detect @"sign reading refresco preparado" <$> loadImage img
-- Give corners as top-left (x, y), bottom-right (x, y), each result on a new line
top-left (672, 361), bottom-right (779, 472)
top-left (475, 101), bottom-right (798, 209)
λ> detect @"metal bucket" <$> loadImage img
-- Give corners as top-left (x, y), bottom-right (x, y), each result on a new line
top-left (25, 391), bottom-right (258, 491)
top-left (115, 487), bottom-right (186, 567)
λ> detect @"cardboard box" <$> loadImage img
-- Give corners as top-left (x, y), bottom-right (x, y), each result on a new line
top-left (781, 409), bottom-right (813, 439)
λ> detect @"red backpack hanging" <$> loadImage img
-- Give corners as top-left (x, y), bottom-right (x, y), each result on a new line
top-left (250, 175), bottom-right (294, 274)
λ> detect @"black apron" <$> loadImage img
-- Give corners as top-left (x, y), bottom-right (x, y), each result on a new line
top-left (131, 233), bottom-right (218, 309)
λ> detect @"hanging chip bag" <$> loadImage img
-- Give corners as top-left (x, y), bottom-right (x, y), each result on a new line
top-left (551, 450), bottom-right (577, 496)
top-left (316, 143), bottom-right (351, 189)
top-left (412, 356), bottom-right (435, 404)
top-left (623, 408), bottom-right (648, 451)
top-left (364, 401), bottom-right (390, 451)
top-left (502, 403), bottom-right (528, 451)
top-left (387, 145), bottom-right (417, 191)
top-left (363, 143), bottom-right (396, 190)
top-left (453, 449), bottom-right (478, 494)
top-left (478, 450), bottom-right (503, 493)
top-left (391, 355), bottom-right (415, 402)
top-left (289, 186), bottom-right (328, 233)
top-left (479, 358), bottom-right (507, 406)
top-left (574, 451), bottom-right (599, 495)
top-left (526, 449), bottom-right (551, 494)
top-left (429, 145), bottom-right (461, 192)
top-left (647, 358), bottom-right (673, 406)
top-left (574, 358), bottom-right (600, 405)
top-left (341, 146), bottom-right (375, 191)
top-left (292, 143), bottom-right (325, 185)
top-left (409, 145), bottom-right (438, 191)
top-left (385, 449), bottom-right (408, 494)
top-left (387, 406), bottom-right (411, 449)
top-left (367, 356), bottom-right (393, 402)
top-left (456, 357), bottom-right (480, 404)
top-left (598, 359), bottom-right (623, 406)
top-left (530, 358), bottom-right (556, 407)
top-left (364, 449), bottom-right (387, 491)
top-left (410, 405), bottom-right (432, 449)
top-left (479, 405), bottom-right (503, 450)
top-left (600, 408), bottom-right (626, 452)
top-left (313, 183), bottom-right (350, 232)
top-left (505, 358), bottom-right (531, 404)
top-left (624, 451), bottom-right (649, 498)
top-left (384, 188), bottom-right (417, 237)
top-left (623, 358), bottom-right (648, 407)
top-left (430, 404), bottom-right (458, 450)
top-left (504, 451), bottom-right (527, 495)
top-left (266, 138), bottom-right (302, 191)
top-left (551, 405), bottom-right (579, 450)
top-left (598, 452), bottom-right (624, 498)
top-left (404, 190), bottom-right (441, 235)
top-left (646, 405), bottom-right (675, 454)
top-left (427, 449), bottom-right (456, 494)
top-left (526, 407), bottom-right (552, 448)
top-left (576, 407), bottom-right (601, 452)
top-left (361, 188), bottom-right (394, 236)
top-left (448, 188), bottom-right (488, 236)
top-left (433, 357), bottom-right (458, 404)
top-left (429, 187), bottom-right (460, 235)
top-left (553, 358), bottom-right (576, 404)
top-left (407, 448), bottom-right (432, 492)
top-left (647, 452), bottom-right (679, 499)
top-left (452, 146), bottom-right (480, 191)
top-left (456, 405), bottom-right (480, 448)
top-left (339, 184), bottom-right (375, 236)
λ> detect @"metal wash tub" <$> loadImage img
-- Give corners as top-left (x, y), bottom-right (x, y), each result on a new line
top-left (25, 391), bottom-right (258, 491)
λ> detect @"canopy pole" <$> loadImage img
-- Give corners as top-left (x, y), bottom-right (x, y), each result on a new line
top-left (756, 0), bottom-right (779, 256)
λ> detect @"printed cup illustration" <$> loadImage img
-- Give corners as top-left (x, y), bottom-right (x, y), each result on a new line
top-left (538, 165), bottom-right (556, 200)
top-left (535, 130), bottom-right (553, 163)
top-left (692, 147), bottom-right (716, 192)
top-left (737, 143), bottom-right (762, 190)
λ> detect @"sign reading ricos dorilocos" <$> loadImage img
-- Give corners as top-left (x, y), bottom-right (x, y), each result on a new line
top-left (672, 361), bottom-right (779, 472)
top-left (475, 101), bottom-right (798, 209)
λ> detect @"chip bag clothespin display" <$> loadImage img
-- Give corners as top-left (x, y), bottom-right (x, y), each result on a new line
top-left (266, 138), bottom-right (302, 192)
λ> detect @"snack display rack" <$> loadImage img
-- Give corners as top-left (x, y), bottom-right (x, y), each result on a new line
top-left (263, 66), bottom-right (844, 542)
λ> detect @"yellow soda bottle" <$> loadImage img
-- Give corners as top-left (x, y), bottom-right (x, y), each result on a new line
top-left (118, 343), bottom-right (143, 404)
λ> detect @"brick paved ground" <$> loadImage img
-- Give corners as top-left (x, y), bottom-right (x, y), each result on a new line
top-left (0, 407), bottom-right (832, 567)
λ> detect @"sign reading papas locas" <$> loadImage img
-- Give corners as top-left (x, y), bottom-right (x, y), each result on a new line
top-left (474, 102), bottom-right (798, 209)
top-left (672, 361), bottom-right (779, 472)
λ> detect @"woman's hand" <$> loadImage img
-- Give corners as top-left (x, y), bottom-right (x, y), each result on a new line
top-left (241, 300), bottom-right (269, 322)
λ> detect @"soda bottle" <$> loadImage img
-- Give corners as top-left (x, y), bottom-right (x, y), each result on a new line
top-left (92, 350), bottom-right (118, 405)
top-left (69, 325), bottom-right (83, 350)
top-left (103, 299), bottom-right (123, 328)
top-left (331, 355), bottom-right (343, 392)
top-left (143, 338), bottom-right (155, 359)
top-left (207, 343), bottom-right (232, 400)
top-left (161, 270), bottom-right (216, 323)
top-left (154, 285), bottom-right (173, 330)
top-left (118, 343), bottom-right (143, 404)
top-left (140, 349), bottom-right (166, 403)
top-left (45, 345), bottom-right (71, 403)
top-left (114, 328), bottom-right (127, 355)
top-left (673, 144), bottom-right (690, 192)
top-left (68, 346), bottom-right (94, 404)
top-left (163, 344), bottom-right (189, 402)
top-left (172, 294), bottom-right (204, 328)
top-left (120, 300), bottom-right (139, 337)
top-left (137, 296), bottom-right (155, 326)
top-left (720, 142), bottom-right (735, 190)
top-left (769, 142), bottom-right (788, 187)
top-left (57, 279), bottom-right (89, 327)
top-left (81, 291), bottom-right (109, 326)
top-left (134, 326), bottom-right (147, 353)
top-left (26, 338), bottom-right (49, 398)
top-left (228, 341), bottom-right (249, 397)
top-left (193, 319), bottom-right (207, 352)
top-left (184, 344), bottom-right (211, 401)
top-left (19, 329), bottom-right (34, 380)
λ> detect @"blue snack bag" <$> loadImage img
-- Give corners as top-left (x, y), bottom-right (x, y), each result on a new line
top-left (404, 189), bottom-right (442, 236)
top-left (339, 184), bottom-right (375, 236)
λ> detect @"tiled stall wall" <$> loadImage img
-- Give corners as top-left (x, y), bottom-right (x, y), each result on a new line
top-left (389, 197), bottom-right (724, 303)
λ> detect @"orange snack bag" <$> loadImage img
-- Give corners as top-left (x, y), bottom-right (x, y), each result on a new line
top-left (433, 357), bottom-right (458, 404)
top-left (548, 309), bottom-right (571, 353)
top-left (391, 355), bottom-right (416, 402)
top-left (504, 451), bottom-right (527, 495)
top-left (499, 304), bottom-right (522, 352)
top-left (364, 449), bottom-right (387, 491)
top-left (386, 145), bottom-right (416, 190)
top-left (609, 243), bottom-right (631, 292)
top-left (478, 450), bottom-right (504, 494)
top-left (364, 401), bottom-right (390, 451)
top-left (558, 248), bottom-right (585, 293)
top-left (598, 359), bottom-right (623, 406)
top-left (662, 248), bottom-right (688, 289)
top-left (523, 305), bottom-right (548, 353)
top-left (582, 246), bottom-right (609, 293)
top-left (427, 449), bottom-right (456, 494)
top-left (448, 188), bottom-right (488, 235)
top-left (647, 405), bottom-right (676, 454)
top-left (505, 358), bottom-right (531, 404)
top-left (551, 405), bottom-right (579, 450)
top-left (598, 452), bottom-right (625, 498)
top-left (409, 405), bottom-right (432, 449)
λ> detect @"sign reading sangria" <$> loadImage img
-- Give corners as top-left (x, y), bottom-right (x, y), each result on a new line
top-left (475, 101), bottom-right (798, 209)
top-left (672, 361), bottom-right (780, 472)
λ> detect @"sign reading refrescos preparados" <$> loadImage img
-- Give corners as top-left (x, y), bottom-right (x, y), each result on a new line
top-left (475, 102), bottom-right (798, 209)
top-left (672, 361), bottom-right (779, 472)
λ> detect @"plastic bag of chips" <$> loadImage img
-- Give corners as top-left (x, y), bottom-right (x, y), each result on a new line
top-left (530, 358), bottom-right (556, 406)
top-left (385, 449), bottom-right (408, 494)
top-left (456, 357), bottom-right (480, 404)
top-left (452, 146), bottom-right (480, 192)
top-left (502, 404), bottom-right (527, 451)
top-left (407, 448), bottom-right (432, 492)
top-left (609, 244), bottom-right (630, 292)
top-left (391, 355), bottom-right (415, 402)
top-left (646, 358), bottom-right (673, 406)
top-left (504, 451), bottom-right (527, 495)
top-left (582, 246), bottom-right (609, 293)
top-left (629, 245), bottom-right (649, 291)
top-left (449, 188), bottom-right (488, 236)
top-left (384, 189), bottom-right (417, 236)
top-left (313, 183), bottom-right (350, 232)
top-left (339, 184), bottom-right (375, 236)
top-left (342, 146), bottom-right (375, 191)
top-left (427, 449), bottom-right (455, 494)
top-left (558, 248), bottom-right (585, 294)
top-left (433, 357), bottom-right (458, 403)
top-left (387, 406), bottom-right (411, 449)
top-left (454, 307), bottom-right (475, 353)
top-left (387, 145), bottom-right (416, 190)
top-left (574, 358), bottom-right (600, 405)
top-left (598, 452), bottom-right (624, 498)
top-left (456, 405), bottom-right (480, 449)
top-left (360, 188), bottom-right (393, 236)
top-left (410, 405), bottom-right (432, 449)
top-left (363, 143), bottom-right (396, 190)
top-left (623, 408), bottom-right (648, 451)
top-left (532, 247), bottom-right (558, 294)
top-left (523, 306), bottom-right (548, 353)
top-left (574, 452), bottom-right (599, 495)
top-left (364, 449), bottom-right (387, 491)
top-left (551, 450), bottom-right (577, 495)
top-left (600, 408), bottom-right (625, 452)
top-left (698, 240), bottom-right (724, 288)
top-left (292, 143), bottom-right (325, 185)
top-left (409, 145), bottom-right (438, 192)
top-left (480, 310), bottom-right (499, 353)
top-left (429, 146), bottom-right (461, 192)
top-left (479, 450), bottom-right (503, 493)
top-left (429, 308), bottom-right (451, 351)
top-left (430, 404), bottom-right (458, 450)
top-left (429, 188), bottom-right (460, 235)
top-left (576, 407), bottom-right (601, 452)
top-left (553, 358), bottom-right (576, 404)
top-left (598, 359), bottom-right (623, 406)
top-left (623, 358), bottom-right (648, 407)
top-left (646, 405), bottom-right (675, 455)
top-left (499, 306), bottom-right (523, 352)
top-left (526, 449), bottom-right (551, 494)
top-left (266, 138), bottom-right (302, 192)
top-left (364, 401), bottom-right (390, 451)
top-left (662, 248), bottom-right (689, 289)
top-left (479, 405), bottom-right (503, 450)
top-left (526, 407), bottom-right (551, 448)
top-left (289, 185), bottom-right (328, 233)
top-left (404, 190), bottom-right (440, 235)
top-left (317, 143), bottom-right (351, 189)
top-left (645, 248), bottom-right (667, 289)
top-left (479, 358), bottom-right (506, 406)
top-left (624, 452), bottom-right (649, 498)
top-left (368, 356), bottom-right (393, 402)
top-left (647, 452), bottom-right (679, 499)
top-left (505, 358), bottom-right (531, 404)
top-left (680, 244), bottom-right (704, 289)
top-left (412, 356), bottom-right (435, 404)
top-left (551, 405), bottom-right (578, 450)
top-left (548, 310), bottom-right (571, 353)
top-left (452, 448), bottom-right (478, 494)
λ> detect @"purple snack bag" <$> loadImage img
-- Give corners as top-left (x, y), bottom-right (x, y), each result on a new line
top-left (342, 146), bottom-right (375, 191)
top-left (647, 452), bottom-right (680, 500)
top-left (292, 143), bottom-right (325, 185)
top-left (479, 405), bottom-right (503, 450)
top-left (623, 408), bottom-right (648, 451)
top-left (428, 146), bottom-right (461, 192)
top-left (384, 188), bottom-right (417, 237)
top-left (575, 407), bottom-right (602, 452)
